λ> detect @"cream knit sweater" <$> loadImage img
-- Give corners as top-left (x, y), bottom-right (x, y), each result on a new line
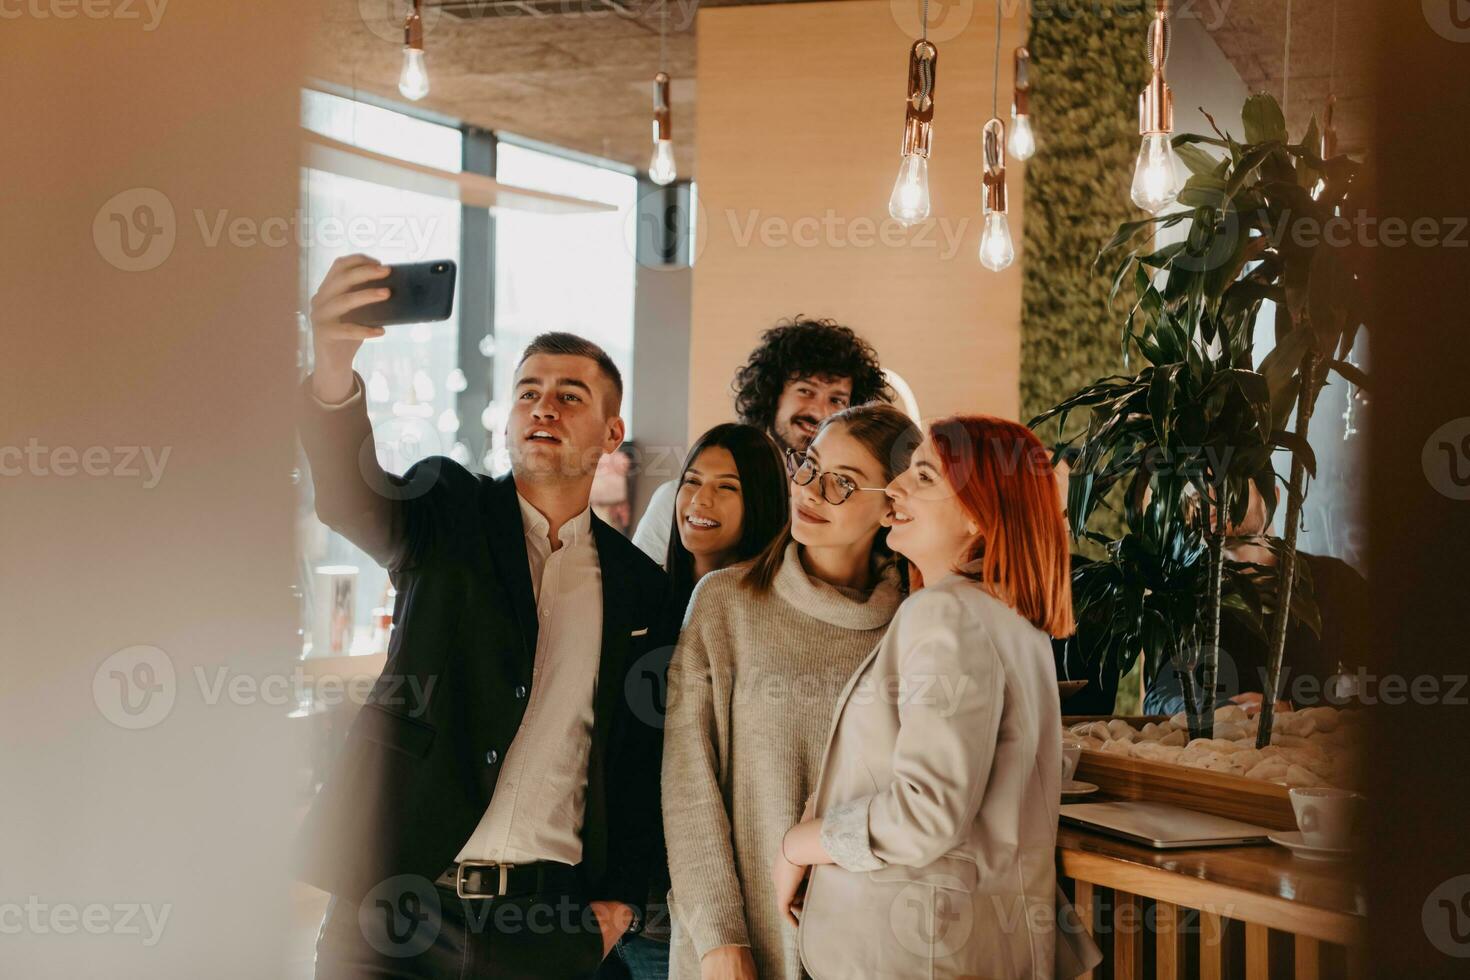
top-left (662, 543), bottom-right (902, 980)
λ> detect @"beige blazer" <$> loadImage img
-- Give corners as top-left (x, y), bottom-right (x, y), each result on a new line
top-left (798, 572), bottom-right (1093, 980)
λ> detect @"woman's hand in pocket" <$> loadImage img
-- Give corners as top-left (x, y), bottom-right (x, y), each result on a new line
top-left (588, 900), bottom-right (633, 959)
top-left (771, 839), bottom-right (809, 929)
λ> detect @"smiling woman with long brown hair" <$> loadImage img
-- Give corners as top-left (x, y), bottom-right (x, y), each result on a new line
top-left (774, 415), bottom-right (1099, 980)
top-left (661, 404), bottom-right (919, 980)
top-left (664, 423), bottom-right (789, 617)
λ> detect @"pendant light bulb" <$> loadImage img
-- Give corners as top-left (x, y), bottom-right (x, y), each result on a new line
top-left (1130, 0), bottom-right (1182, 213)
top-left (649, 140), bottom-right (676, 185)
top-left (398, 1), bottom-right (429, 102)
top-left (1130, 133), bottom-right (1182, 212)
top-left (889, 40), bottom-right (938, 226)
top-left (888, 154), bottom-right (929, 225)
top-left (979, 212), bottom-right (1015, 271)
top-left (978, 117), bottom-right (1014, 271)
top-left (1008, 47), bottom-right (1036, 162)
top-left (1008, 115), bottom-right (1035, 162)
top-left (399, 48), bottom-right (429, 101)
top-left (649, 71), bottom-right (676, 185)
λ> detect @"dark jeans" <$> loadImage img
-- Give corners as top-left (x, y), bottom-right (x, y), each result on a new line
top-left (605, 934), bottom-right (670, 980)
top-left (315, 880), bottom-right (606, 980)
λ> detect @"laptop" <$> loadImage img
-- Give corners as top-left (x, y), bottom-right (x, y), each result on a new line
top-left (1060, 800), bottom-right (1274, 848)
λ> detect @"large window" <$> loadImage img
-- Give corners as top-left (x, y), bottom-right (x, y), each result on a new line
top-left (482, 141), bottom-right (638, 473)
top-left (295, 98), bottom-right (640, 658)
top-left (297, 91), bottom-right (463, 658)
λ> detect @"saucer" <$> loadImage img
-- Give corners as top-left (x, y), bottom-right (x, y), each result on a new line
top-left (1061, 780), bottom-right (1099, 797)
top-left (1267, 831), bottom-right (1356, 861)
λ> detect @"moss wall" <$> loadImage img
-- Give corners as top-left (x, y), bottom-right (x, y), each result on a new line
top-left (1020, 7), bottom-right (1150, 426)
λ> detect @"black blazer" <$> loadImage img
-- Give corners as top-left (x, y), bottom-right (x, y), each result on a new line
top-left (294, 376), bottom-right (676, 910)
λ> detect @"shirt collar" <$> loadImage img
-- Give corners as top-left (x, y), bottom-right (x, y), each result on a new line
top-left (516, 491), bottom-right (593, 547)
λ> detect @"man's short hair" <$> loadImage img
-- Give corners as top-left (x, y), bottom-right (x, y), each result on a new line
top-left (516, 332), bottom-right (623, 414)
top-left (731, 316), bottom-right (892, 432)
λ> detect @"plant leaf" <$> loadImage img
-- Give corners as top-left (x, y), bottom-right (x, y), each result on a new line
top-left (1200, 107), bottom-right (1229, 142)
top-left (1178, 174), bottom-right (1228, 207)
top-left (1149, 364), bottom-right (1180, 447)
top-left (1242, 92), bottom-right (1288, 145)
top-left (1327, 358), bottom-right (1369, 389)
top-left (1307, 249), bottom-right (1354, 354)
top-left (1271, 428), bottom-right (1318, 478)
top-left (1175, 141), bottom-right (1223, 178)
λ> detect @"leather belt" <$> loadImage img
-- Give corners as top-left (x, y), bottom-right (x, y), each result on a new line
top-left (435, 861), bottom-right (581, 900)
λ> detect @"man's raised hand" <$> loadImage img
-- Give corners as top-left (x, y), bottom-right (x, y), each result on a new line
top-left (309, 254), bottom-right (392, 403)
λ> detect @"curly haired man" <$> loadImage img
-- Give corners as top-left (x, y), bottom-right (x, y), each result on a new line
top-left (631, 316), bottom-right (892, 564)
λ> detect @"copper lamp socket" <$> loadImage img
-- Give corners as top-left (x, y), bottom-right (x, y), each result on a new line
top-left (1138, 0), bottom-right (1172, 134)
top-left (404, 0), bottom-right (423, 49)
top-left (900, 118), bottom-right (932, 158)
top-left (1012, 47), bottom-right (1031, 117)
top-left (900, 40), bottom-right (938, 157)
top-left (653, 71), bottom-right (672, 142)
top-left (982, 117), bottom-right (1007, 213)
top-left (1138, 72), bottom-right (1173, 135)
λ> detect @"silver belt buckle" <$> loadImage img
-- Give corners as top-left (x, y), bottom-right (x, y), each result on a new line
top-left (455, 861), bottom-right (513, 899)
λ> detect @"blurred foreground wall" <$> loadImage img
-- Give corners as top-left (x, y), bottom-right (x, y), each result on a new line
top-left (0, 4), bottom-right (305, 976)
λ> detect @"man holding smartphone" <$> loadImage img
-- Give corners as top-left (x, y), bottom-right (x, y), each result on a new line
top-left (298, 255), bottom-right (675, 979)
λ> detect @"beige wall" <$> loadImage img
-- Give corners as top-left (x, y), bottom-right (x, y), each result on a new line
top-left (689, 0), bottom-right (1028, 438)
top-left (2, 3), bottom-right (303, 974)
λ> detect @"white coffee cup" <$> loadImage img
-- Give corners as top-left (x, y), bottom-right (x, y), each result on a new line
top-left (1061, 741), bottom-right (1082, 783)
top-left (1289, 787), bottom-right (1362, 849)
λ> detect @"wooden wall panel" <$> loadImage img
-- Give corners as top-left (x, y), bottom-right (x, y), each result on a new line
top-left (689, 0), bottom-right (1027, 437)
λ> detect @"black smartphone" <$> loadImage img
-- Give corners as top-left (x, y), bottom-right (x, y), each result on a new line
top-left (345, 259), bottom-right (457, 327)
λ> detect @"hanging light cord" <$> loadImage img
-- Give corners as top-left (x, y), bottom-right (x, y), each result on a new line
top-left (993, 0), bottom-right (1005, 119)
top-left (917, 0), bottom-right (929, 103)
top-left (1283, 0), bottom-right (1293, 117)
top-left (913, 0), bottom-right (933, 109)
top-left (659, 0), bottom-right (668, 75)
top-left (1328, 0), bottom-right (1338, 95)
top-left (1147, 0), bottom-right (1171, 73)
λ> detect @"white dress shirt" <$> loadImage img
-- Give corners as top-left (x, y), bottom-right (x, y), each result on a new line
top-left (454, 493), bottom-right (604, 866)
top-left (630, 478), bottom-right (677, 567)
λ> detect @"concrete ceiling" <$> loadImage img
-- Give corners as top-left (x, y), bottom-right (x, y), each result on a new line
top-left (1206, 0), bottom-right (1372, 156)
top-left (307, 0), bottom-right (1372, 176)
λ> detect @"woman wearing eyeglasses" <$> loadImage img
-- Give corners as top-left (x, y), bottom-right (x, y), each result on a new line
top-left (662, 404), bottom-right (919, 980)
top-left (772, 416), bottom-right (1099, 979)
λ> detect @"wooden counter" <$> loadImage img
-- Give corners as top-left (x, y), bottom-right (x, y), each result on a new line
top-left (1057, 803), bottom-right (1366, 979)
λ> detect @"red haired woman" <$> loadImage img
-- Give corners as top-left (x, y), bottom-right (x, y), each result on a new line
top-left (771, 416), bottom-right (1098, 979)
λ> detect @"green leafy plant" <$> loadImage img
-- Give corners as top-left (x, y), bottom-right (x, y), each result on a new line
top-left (1033, 294), bottom-right (1289, 740)
top-left (1032, 93), bottom-right (1365, 743)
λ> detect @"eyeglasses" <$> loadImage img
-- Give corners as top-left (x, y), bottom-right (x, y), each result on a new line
top-left (785, 448), bottom-right (887, 506)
